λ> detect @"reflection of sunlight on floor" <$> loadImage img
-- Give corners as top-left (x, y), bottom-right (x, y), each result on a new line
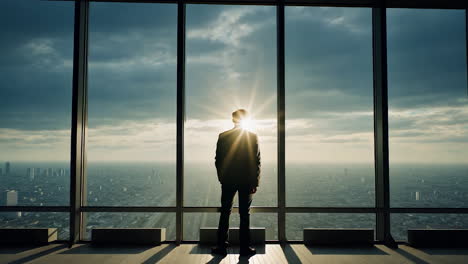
top-left (2, 243), bottom-right (468, 264)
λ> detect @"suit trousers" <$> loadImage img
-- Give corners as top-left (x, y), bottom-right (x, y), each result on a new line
top-left (216, 183), bottom-right (253, 248)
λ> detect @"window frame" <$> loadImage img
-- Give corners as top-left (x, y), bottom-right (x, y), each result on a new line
top-left (0, 0), bottom-right (467, 246)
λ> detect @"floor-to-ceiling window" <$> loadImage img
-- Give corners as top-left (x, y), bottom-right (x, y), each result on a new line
top-left (0, 0), bottom-right (74, 240)
top-left (387, 8), bottom-right (468, 241)
top-left (1, 0), bottom-right (466, 244)
top-left (85, 2), bottom-right (178, 240)
top-left (285, 7), bottom-right (375, 240)
top-left (184, 4), bottom-right (278, 240)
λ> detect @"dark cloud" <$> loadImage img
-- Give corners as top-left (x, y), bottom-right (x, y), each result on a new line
top-left (285, 7), bottom-right (374, 117)
top-left (387, 9), bottom-right (467, 109)
top-left (0, 0), bottom-right (74, 130)
top-left (0, 2), bottom-right (466, 139)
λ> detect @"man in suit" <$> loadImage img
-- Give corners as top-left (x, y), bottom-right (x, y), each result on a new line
top-left (211, 109), bottom-right (261, 257)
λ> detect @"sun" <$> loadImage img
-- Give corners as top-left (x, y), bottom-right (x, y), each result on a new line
top-left (240, 117), bottom-right (255, 131)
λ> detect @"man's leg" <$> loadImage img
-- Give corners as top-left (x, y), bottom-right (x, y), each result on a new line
top-left (216, 184), bottom-right (236, 248)
top-left (238, 185), bottom-right (253, 249)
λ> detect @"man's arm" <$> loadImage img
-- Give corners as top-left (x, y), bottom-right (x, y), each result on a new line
top-left (254, 134), bottom-right (261, 187)
top-left (215, 134), bottom-right (223, 183)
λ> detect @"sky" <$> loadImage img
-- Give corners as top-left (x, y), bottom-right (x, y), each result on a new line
top-left (0, 1), bottom-right (466, 164)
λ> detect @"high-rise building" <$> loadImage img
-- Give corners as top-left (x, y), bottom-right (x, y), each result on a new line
top-left (5, 190), bottom-right (21, 218)
top-left (6, 190), bottom-right (18, 206)
top-left (5, 161), bottom-right (10, 175)
top-left (27, 168), bottom-right (35, 180)
top-left (0, 168), bottom-right (3, 176)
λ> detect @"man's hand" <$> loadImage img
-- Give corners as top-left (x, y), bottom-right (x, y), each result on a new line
top-left (250, 187), bottom-right (257, 194)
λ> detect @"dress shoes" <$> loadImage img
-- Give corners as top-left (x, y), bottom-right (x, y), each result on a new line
top-left (239, 246), bottom-right (256, 256)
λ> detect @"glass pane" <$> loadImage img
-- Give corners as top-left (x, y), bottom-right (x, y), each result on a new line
top-left (0, 0), bottom-right (73, 206)
top-left (87, 3), bottom-right (177, 206)
top-left (84, 213), bottom-right (175, 241)
top-left (391, 214), bottom-right (468, 241)
top-left (0, 212), bottom-right (69, 240)
top-left (184, 213), bottom-right (277, 241)
top-left (388, 9), bottom-right (468, 208)
top-left (287, 213), bottom-right (375, 240)
top-left (185, 5), bottom-right (277, 207)
top-left (285, 7), bottom-right (374, 207)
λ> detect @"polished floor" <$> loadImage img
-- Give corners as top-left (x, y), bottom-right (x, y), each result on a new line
top-left (1, 243), bottom-right (468, 264)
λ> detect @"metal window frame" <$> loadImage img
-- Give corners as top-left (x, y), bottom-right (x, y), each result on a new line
top-left (372, 0), bottom-right (394, 246)
top-left (277, 0), bottom-right (286, 244)
top-left (176, 0), bottom-right (186, 244)
top-left (1, 0), bottom-right (467, 246)
top-left (69, 0), bottom-right (89, 247)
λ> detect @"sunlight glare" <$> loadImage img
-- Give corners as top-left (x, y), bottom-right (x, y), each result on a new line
top-left (240, 117), bottom-right (255, 131)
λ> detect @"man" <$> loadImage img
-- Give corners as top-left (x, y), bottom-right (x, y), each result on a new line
top-left (211, 109), bottom-right (261, 257)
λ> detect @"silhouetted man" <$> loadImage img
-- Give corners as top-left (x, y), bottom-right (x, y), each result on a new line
top-left (211, 109), bottom-right (261, 257)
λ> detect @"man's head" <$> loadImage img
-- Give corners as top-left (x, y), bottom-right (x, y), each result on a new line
top-left (232, 109), bottom-right (249, 125)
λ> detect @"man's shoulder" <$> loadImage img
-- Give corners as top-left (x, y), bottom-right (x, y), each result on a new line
top-left (247, 131), bottom-right (258, 140)
top-left (219, 129), bottom-right (233, 137)
top-left (218, 128), bottom-right (258, 140)
top-left (219, 128), bottom-right (239, 137)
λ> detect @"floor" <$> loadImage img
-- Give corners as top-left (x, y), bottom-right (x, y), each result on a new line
top-left (1, 243), bottom-right (468, 264)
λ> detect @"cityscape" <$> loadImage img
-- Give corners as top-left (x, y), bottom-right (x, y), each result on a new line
top-left (1, 160), bottom-right (467, 241)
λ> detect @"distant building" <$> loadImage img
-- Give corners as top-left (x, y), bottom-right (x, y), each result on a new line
top-left (0, 168), bottom-right (2, 176)
top-left (5, 162), bottom-right (10, 175)
top-left (27, 168), bottom-right (35, 180)
top-left (5, 190), bottom-right (21, 218)
top-left (6, 190), bottom-right (18, 206)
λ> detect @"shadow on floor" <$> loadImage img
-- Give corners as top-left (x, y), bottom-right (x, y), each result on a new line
top-left (141, 244), bottom-right (177, 264)
top-left (0, 245), bottom-right (43, 254)
top-left (59, 243), bottom-right (154, 254)
top-left (236, 255), bottom-right (253, 264)
top-left (205, 255), bottom-right (227, 264)
top-left (5, 244), bottom-right (68, 264)
top-left (415, 248), bottom-right (468, 256)
top-left (394, 248), bottom-right (431, 264)
top-left (189, 244), bottom-right (266, 254)
top-left (280, 243), bottom-right (302, 264)
top-left (306, 245), bottom-right (389, 255)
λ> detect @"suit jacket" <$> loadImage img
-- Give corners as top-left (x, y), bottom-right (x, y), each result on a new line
top-left (215, 127), bottom-right (261, 187)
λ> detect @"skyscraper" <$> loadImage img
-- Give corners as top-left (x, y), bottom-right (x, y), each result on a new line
top-left (5, 190), bottom-right (21, 218)
top-left (27, 168), bottom-right (35, 180)
top-left (6, 190), bottom-right (17, 206)
top-left (5, 162), bottom-right (10, 175)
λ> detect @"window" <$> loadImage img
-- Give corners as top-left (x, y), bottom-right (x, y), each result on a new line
top-left (0, 212), bottom-right (69, 240)
top-left (0, 0), bottom-right (74, 207)
top-left (287, 213), bottom-right (375, 240)
top-left (87, 2), bottom-right (177, 206)
top-left (388, 9), bottom-right (468, 208)
top-left (391, 214), bottom-right (468, 241)
top-left (185, 5), bottom-right (277, 207)
top-left (184, 213), bottom-right (277, 240)
top-left (1, 0), bottom-right (466, 244)
top-left (285, 7), bottom-right (374, 207)
top-left (84, 213), bottom-right (176, 241)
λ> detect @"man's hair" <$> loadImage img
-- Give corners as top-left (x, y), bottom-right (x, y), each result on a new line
top-left (232, 109), bottom-right (248, 124)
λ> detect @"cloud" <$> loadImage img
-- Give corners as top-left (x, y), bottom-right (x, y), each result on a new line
top-left (0, 3), bottom-right (467, 164)
top-left (0, 128), bottom-right (70, 161)
top-left (187, 7), bottom-right (260, 46)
